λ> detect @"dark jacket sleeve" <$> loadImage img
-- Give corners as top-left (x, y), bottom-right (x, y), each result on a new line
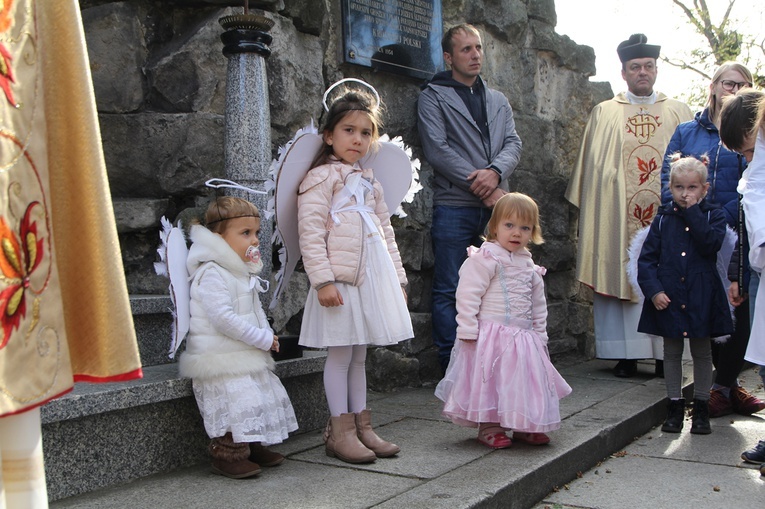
top-left (638, 218), bottom-right (664, 301)
top-left (683, 204), bottom-right (726, 257)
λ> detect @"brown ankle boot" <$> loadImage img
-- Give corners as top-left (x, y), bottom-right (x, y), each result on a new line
top-left (355, 409), bottom-right (400, 458)
top-left (324, 413), bottom-right (376, 464)
top-left (209, 433), bottom-right (261, 479)
top-left (249, 443), bottom-right (285, 467)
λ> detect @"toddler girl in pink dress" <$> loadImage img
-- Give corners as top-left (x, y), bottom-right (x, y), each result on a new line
top-left (435, 193), bottom-right (572, 448)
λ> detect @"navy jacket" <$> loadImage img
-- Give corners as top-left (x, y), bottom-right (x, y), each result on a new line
top-left (637, 200), bottom-right (734, 339)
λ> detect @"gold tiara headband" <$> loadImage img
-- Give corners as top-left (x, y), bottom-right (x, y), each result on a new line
top-left (322, 78), bottom-right (380, 112)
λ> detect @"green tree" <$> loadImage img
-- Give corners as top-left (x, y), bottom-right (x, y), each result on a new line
top-left (662, 0), bottom-right (764, 105)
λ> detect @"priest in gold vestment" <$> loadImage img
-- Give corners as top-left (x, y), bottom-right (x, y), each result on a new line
top-left (0, 1), bottom-right (142, 506)
top-left (565, 34), bottom-right (692, 378)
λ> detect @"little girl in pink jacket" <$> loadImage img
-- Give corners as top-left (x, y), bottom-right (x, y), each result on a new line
top-left (297, 86), bottom-right (413, 464)
top-left (436, 193), bottom-right (571, 449)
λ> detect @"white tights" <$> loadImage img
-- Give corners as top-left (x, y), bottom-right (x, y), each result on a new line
top-left (0, 407), bottom-right (48, 509)
top-left (324, 345), bottom-right (368, 416)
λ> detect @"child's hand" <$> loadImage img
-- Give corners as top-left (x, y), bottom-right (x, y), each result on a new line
top-left (318, 284), bottom-right (344, 307)
top-left (684, 193), bottom-right (700, 208)
top-left (271, 335), bottom-right (280, 352)
top-left (651, 292), bottom-right (671, 310)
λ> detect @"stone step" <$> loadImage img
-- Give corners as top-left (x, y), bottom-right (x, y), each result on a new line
top-left (42, 351), bottom-right (328, 502)
top-left (130, 294), bottom-right (175, 367)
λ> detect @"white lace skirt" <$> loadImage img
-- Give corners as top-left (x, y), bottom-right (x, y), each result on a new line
top-left (300, 227), bottom-right (414, 348)
top-left (192, 370), bottom-right (298, 445)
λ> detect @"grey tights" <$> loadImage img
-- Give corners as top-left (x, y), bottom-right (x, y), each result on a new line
top-left (663, 337), bottom-right (713, 400)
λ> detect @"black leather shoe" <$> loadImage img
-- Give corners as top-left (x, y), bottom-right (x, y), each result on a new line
top-left (613, 359), bottom-right (638, 378)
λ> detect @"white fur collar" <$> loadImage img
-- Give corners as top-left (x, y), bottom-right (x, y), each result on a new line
top-left (187, 224), bottom-right (255, 278)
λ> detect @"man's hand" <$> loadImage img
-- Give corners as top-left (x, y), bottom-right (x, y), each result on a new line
top-left (467, 168), bottom-right (500, 200)
top-left (482, 188), bottom-right (507, 208)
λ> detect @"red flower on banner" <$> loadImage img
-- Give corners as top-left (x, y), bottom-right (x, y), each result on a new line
top-left (633, 202), bottom-right (655, 227)
top-left (0, 0), bottom-right (17, 107)
top-left (637, 156), bottom-right (658, 185)
top-left (0, 43), bottom-right (16, 106)
top-left (0, 202), bottom-right (44, 349)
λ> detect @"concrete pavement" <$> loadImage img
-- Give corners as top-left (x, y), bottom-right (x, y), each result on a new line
top-left (50, 357), bottom-right (765, 508)
top-left (534, 365), bottom-right (765, 509)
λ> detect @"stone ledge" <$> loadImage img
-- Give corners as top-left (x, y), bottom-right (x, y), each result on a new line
top-left (41, 350), bottom-right (327, 425)
top-left (129, 294), bottom-right (172, 315)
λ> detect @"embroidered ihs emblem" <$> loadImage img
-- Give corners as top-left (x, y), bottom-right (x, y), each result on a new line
top-left (626, 108), bottom-right (662, 145)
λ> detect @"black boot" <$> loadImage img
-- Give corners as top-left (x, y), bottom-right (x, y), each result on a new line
top-left (690, 399), bottom-right (712, 435)
top-left (661, 398), bottom-right (685, 433)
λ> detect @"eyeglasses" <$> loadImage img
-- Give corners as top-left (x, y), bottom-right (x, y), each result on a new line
top-left (720, 80), bottom-right (753, 92)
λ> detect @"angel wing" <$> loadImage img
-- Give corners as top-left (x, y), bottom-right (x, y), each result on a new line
top-left (154, 217), bottom-right (191, 358)
top-left (268, 125), bottom-right (421, 309)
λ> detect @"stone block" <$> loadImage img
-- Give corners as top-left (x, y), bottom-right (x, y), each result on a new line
top-left (266, 14), bottom-right (324, 138)
top-left (114, 198), bottom-right (169, 233)
top-left (396, 228), bottom-right (426, 271)
top-left (367, 348), bottom-right (420, 392)
top-left (100, 112), bottom-right (225, 198)
top-left (82, 2), bottom-right (147, 113)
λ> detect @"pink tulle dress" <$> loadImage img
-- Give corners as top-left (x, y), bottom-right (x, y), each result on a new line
top-left (435, 241), bottom-right (572, 433)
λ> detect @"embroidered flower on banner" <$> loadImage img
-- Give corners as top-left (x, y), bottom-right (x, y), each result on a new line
top-left (0, 0), bottom-right (18, 107)
top-left (632, 202), bottom-right (655, 228)
top-left (637, 156), bottom-right (658, 185)
top-left (0, 201), bottom-right (45, 349)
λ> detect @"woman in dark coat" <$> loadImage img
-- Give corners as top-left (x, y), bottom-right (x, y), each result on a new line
top-left (639, 154), bottom-right (733, 436)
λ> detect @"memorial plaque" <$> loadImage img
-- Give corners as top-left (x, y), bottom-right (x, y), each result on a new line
top-left (341, 0), bottom-right (443, 80)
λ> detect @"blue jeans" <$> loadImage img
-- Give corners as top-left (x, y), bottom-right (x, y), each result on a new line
top-left (431, 205), bottom-right (491, 372)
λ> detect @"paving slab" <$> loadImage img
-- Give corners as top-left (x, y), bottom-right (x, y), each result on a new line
top-left (533, 371), bottom-right (765, 509)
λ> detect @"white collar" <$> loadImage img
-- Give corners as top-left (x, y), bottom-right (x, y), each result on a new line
top-left (626, 90), bottom-right (657, 105)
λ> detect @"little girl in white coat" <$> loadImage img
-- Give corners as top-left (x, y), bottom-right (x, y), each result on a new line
top-left (436, 193), bottom-right (572, 449)
top-left (180, 197), bottom-right (297, 479)
top-left (297, 86), bottom-right (413, 464)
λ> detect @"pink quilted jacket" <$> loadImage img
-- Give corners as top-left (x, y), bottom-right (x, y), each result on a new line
top-left (297, 161), bottom-right (407, 289)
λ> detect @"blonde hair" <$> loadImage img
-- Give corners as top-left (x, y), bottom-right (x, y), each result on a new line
top-left (485, 193), bottom-right (544, 245)
top-left (707, 61), bottom-right (754, 122)
top-left (668, 152), bottom-right (709, 186)
top-left (203, 196), bottom-right (260, 234)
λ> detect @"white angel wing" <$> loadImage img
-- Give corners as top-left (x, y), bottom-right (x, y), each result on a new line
top-left (362, 134), bottom-right (421, 217)
top-left (154, 217), bottom-right (191, 358)
top-left (270, 131), bottom-right (323, 309)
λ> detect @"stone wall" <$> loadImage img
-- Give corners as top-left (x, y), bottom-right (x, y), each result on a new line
top-left (80, 0), bottom-right (612, 386)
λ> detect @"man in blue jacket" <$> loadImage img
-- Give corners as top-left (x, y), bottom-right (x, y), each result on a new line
top-left (417, 24), bottom-right (523, 372)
